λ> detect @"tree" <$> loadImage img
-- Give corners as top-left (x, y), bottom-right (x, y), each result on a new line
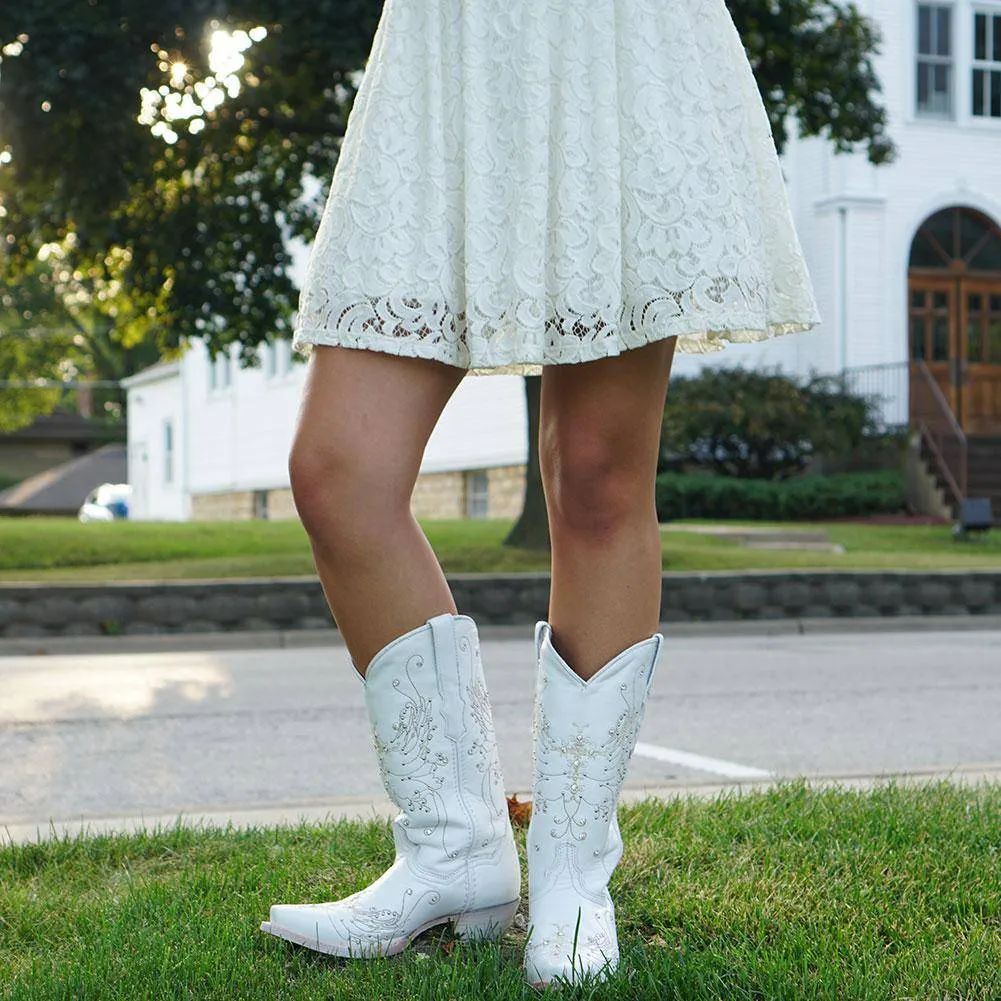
top-left (0, 0), bottom-right (893, 537)
top-left (0, 237), bottom-right (164, 431)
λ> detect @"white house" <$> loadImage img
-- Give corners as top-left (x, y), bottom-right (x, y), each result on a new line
top-left (125, 0), bottom-right (1001, 520)
top-left (122, 341), bottom-right (528, 521)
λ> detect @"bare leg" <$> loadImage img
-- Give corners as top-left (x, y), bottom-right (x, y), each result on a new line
top-left (288, 346), bottom-right (465, 674)
top-left (540, 338), bottom-right (676, 680)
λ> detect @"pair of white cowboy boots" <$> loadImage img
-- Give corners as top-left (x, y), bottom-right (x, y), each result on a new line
top-left (260, 612), bottom-right (662, 987)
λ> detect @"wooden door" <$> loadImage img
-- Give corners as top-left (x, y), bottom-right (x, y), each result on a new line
top-left (960, 283), bottom-right (1001, 434)
top-left (909, 279), bottom-right (959, 415)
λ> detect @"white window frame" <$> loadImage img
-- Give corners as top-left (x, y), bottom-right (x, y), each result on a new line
top-left (916, 2), bottom-right (956, 118)
top-left (208, 348), bottom-right (233, 394)
top-left (164, 419), bottom-right (174, 485)
top-left (972, 6), bottom-right (1001, 118)
top-left (262, 341), bottom-right (277, 380)
top-left (275, 338), bottom-right (295, 378)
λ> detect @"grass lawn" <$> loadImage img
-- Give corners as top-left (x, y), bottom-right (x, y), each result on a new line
top-left (1, 783), bottom-right (998, 1000)
top-left (0, 518), bottom-right (999, 582)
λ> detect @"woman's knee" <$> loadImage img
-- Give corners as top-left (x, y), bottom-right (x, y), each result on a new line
top-left (288, 431), bottom-right (408, 543)
top-left (541, 422), bottom-right (653, 536)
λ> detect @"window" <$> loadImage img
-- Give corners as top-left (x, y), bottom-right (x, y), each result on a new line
top-left (973, 9), bottom-right (1001, 118)
top-left (464, 470), bottom-right (489, 519)
top-left (164, 420), bottom-right (174, 485)
top-left (209, 349), bottom-right (232, 391)
top-left (254, 490), bottom-right (269, 520)
top-left (917, 4), bottom-right (954, 116)
top-left (275, 338), bottom-right (293, 376)
top-left (262, 342), bottom-right (277, 379)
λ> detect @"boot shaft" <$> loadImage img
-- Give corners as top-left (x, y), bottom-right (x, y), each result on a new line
top-left (527, 622), bottom-right (662, 892)
top-left (364, 613), bottom-right (511, 870)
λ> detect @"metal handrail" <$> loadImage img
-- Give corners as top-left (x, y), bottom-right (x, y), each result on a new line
top-left (917, 420), bottom-right (965, 508)
top-left (914, 360), bottom-right (968, 505)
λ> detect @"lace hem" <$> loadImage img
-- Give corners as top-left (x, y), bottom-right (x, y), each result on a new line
top-left (293, 300), bottom-right (819, 376)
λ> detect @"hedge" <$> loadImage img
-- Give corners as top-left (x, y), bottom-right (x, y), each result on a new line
top-left (655, 470), bottom-right (907, 521)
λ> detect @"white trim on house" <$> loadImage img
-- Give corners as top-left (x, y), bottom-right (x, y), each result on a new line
top-left (120, 361), bottom-right (181, 389)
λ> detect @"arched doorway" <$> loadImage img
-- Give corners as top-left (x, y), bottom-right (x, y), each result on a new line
top-left (908, 206), bottom-right (1001, 433)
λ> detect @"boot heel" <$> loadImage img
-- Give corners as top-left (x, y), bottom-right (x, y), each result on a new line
top-left (453, 899), bottom-right (519, 941)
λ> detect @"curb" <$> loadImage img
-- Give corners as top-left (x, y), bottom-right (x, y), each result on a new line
top-left (5, 764), bottom-right (999, 845)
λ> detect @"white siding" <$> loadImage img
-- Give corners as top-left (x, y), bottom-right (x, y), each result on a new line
top-left (785, 0), bottom-right (1001, 381)
top-left (677, 0), bottom-right (1001, 385)
top-left (125, 366), bottom-right (188, 521)
top-left (185, 340), bottom-right (303, 496)
top-left (423, 376), bottom-right (526, 473)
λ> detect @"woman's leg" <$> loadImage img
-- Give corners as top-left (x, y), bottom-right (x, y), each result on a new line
top-left (539, 337), bottom-right (677, 679)
top-left (524, 337), bottom-right (677, 986)
top-left (288, 345), bottom-right (465, 674)
top-left (266, 346), bottom-right (521, 957)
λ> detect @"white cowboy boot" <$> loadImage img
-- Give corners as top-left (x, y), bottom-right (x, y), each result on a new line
top-left (524, 621), bottom-right (662, 987)
top-left (261, 613), bottom-right (521, 957)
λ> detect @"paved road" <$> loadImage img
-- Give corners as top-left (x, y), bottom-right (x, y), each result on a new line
top-left (2, 625), bottom-right (999, 842)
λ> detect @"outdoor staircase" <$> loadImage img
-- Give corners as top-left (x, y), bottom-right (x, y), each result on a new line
top-left (921, 434), bottom-right (1001, 523)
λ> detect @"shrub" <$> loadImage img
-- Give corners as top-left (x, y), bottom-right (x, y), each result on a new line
top-left (661, 367), bottom-right (882, 480)
top-left (655, 470), bottom-right (907, 521)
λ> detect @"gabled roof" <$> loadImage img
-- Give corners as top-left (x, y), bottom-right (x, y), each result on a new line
top-left (120, 360), bottom-right (182, 389)
top-left (0, 411), bottom-right (121, 443)
top-left (0, 442), bottom-right (127, 516)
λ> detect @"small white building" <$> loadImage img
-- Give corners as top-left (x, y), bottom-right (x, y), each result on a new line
top-left (125, 1), bottom-right (1001, 520)
top-left (122, 341), bottom-right (527, 521)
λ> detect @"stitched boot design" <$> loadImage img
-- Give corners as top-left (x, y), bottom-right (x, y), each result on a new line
top-left (261, 614), bottom-right (520, 957)
top-left (524, 621), bottom-right (662, 986)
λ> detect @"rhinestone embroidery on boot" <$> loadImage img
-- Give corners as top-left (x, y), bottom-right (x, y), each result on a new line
top-left (532, 675), bottom-right (646, 842)
top-left (373, 653), bottom-right (449, 817)
top-left (526, 638), bottom-right (658, 984)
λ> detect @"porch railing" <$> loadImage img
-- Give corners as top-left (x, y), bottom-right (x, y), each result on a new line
top-left (840, 360), bottom-right (967, 508)
top-left (840, 362), bottom-right (910, 431)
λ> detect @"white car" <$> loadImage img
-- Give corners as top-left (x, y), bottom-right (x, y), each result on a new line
top-left (78, 483), bottom-right (133, 522)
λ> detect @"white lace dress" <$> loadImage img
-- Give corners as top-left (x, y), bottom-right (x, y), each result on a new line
top-left (294, 0), bottom-right (821, 373)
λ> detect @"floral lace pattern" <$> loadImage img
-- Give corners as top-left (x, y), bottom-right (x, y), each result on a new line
top-left (294, 0), bottom-right (820, 372)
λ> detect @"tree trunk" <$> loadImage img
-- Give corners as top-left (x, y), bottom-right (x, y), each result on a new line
top-left (503, 375), bottom-right (551, 551)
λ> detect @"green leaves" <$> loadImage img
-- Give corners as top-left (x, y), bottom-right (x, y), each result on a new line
top-left (727, 0), bottom-right (896, 164)
top-left (661, 368), bottom-right (883, 480)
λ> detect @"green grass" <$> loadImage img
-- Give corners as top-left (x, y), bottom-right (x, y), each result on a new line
top-left (0, 518), bottom-right (998, 583)
top-left (2, 783), bottom-right (999, 999)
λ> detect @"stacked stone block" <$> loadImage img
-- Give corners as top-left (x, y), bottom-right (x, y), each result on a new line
top-left (1, 572), bottom-right (1000, 639)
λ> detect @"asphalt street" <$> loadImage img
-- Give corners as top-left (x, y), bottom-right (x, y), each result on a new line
top-left (2, 624), bottom-right (999, 842)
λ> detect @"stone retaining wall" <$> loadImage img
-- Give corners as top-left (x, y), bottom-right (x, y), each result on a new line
top-left (2, 571), bottom-right (1001, 639)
